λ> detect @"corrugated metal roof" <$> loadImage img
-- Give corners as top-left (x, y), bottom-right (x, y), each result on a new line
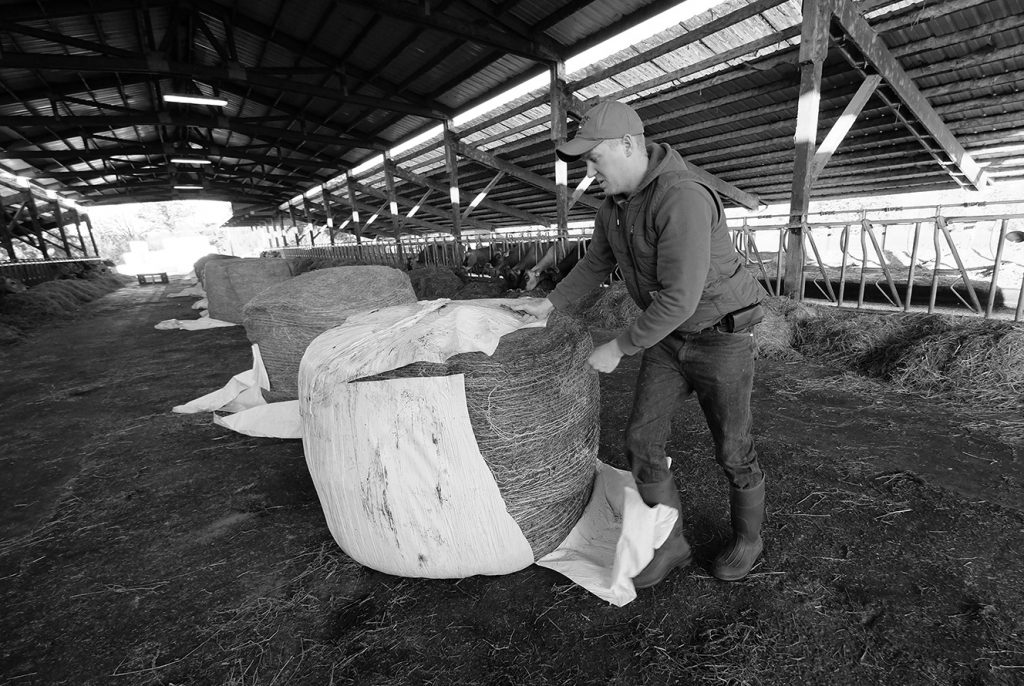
top-left (0, 0), bottom-right (1020, 230)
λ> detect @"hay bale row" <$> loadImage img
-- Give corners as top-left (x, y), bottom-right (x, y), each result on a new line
top-left (243, 266), bottom-right (417, 400)
top-left (204, 257), bottom-right (301, 324)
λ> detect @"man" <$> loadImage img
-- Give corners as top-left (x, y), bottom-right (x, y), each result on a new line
top-left (509, 100), bottom-right (768, 588)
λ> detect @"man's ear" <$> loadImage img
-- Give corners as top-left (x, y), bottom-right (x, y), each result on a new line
top-left (622, 134), bottom-right (634, 156)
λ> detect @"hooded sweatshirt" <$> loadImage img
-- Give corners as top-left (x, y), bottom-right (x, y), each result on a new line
top-left (547, 142), bottom-right (766, 354)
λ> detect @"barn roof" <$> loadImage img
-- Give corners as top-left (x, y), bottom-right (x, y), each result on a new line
top-left (0, 0), bottom-right (1021, 234)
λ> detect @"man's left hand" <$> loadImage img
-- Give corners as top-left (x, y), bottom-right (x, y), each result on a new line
top-left (588, 339), bottom-right (624, 373)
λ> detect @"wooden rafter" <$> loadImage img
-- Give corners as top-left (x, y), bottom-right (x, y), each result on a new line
top-left (333, 0), bottom-right (562, 63)
top-left (830, 0), bottom-right (989, 190)
top-left (0, 53), bottom-right (450, 120)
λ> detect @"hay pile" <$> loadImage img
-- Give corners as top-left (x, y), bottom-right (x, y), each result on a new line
top-left (795, 309), bottom-right (1024, 413)
top-left (204, 258), bottom-right (300, 324)
top-left (243, 266), bottom-right (416, 400)
top-left (755, 296), bottom-right (817, 360)
top-left (360, 311), bottom-right (600, 559)
top-left (0, 271), bottom-right (128, 343)
top-left (407, 266), bottom-right (465, 299)
top-left (570, 283), bottom-right (640, 330)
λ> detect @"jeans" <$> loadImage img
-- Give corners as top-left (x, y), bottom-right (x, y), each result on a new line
top-left (625, 327), bottom-right (763, 490)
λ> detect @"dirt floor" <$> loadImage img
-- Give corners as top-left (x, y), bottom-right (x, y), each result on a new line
top-left (2, 276), bottom-right (1023, 686)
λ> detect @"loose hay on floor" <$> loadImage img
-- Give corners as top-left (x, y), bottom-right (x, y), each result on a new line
top-left (794, 307), bottom-right (1024, 416)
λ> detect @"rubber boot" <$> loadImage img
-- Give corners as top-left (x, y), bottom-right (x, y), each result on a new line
top-left (632, 478), bottom-right (693, 589)
top-left (712, 479), bottom-right (766, 581)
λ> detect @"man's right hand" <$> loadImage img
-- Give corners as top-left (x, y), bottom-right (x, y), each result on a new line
top-left (504, 297), bottom-right (554, 321)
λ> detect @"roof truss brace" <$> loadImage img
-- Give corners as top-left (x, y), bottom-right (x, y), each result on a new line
top-left (456, 139), bottom-right (602, 211)
top-left (387, 160), bottom-right (552, 228)
top-left (348, 189), bottom-right (451, 236)
top-left (829, 0), bottom-right (988, 190)
top-left (809, 74), bottom-right (881, 184)
top-left (349, 178), bottom-right (496, 234)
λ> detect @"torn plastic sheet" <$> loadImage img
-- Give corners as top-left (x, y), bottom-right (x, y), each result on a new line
top-left (172, 299), bottom-right (674, 605)
top-left (172, 344), bottom-right (269, 414)
top-left (155, 316), bottom-right (236, 330)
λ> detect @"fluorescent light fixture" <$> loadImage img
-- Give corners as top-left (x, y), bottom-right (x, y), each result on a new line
top-left (565, 0), bottom-right (724, 74)
top-left (173, 185), bottom-right (204, 190)
top-left (170, 158), bottom-right (212, 165)
top-left (164, 94), bottom-right (228, 107)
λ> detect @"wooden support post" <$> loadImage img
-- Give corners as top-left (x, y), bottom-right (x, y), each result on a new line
top-left (51, 200), bottom-right (72, 257)
top-left (551, 62), bottom-right (570, 238)
top-left (71, 208), bottom-right (88, 257)
top-left (0, 191), bottom-right (16, 260)
top-left (444, 120), bottom-right (463, 250)
top-left (24, 192), bottom-right (49, 259)
top-left (302, 196), bottom-right (315, 246)
top-left (82, 212), bottom-right (99, 256)
top-left (348, 175), bottom-right (364, 261)
top-left (383, 151), bottom-right (403, 247)
top-left (323, 185), bottom-right (336, 246)
top-left (786, 0), bottom-right (833, 298)
top-left (288, 204), bottom-right (298, 246)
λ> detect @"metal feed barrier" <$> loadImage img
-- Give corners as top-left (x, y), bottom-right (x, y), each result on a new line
top-left (273, 201), bottom-right (1024, 322)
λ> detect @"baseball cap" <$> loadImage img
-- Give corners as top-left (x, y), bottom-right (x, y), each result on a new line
top-left (555, 100), bottom-right (645, 162)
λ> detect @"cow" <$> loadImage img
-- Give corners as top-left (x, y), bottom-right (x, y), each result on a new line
top-left (463, 246), bottom-right (500, 276)
top-left (499, 240), bottom-right (556, 290)
top-left (524, 239), bottom-right (592, 291)
top-left (1, 275), bottom-right (28, 298)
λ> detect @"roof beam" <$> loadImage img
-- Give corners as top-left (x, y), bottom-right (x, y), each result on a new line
top-left (0, 113), bottom-right (381, 152)
top-left (5, 144), bottom-right (339, 173)
top-left (0, 0), bottom-right (172, 22)
top-left (830, 0), bottom-right (989, 190)
top-left (333, 0), bottom-right (562, 63)
top-left (0, 53), bottom-right (451, 120)
top-left (189, 0), bottom-right (453, 121)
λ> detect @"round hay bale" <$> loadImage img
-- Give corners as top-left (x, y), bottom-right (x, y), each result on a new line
top-left (193, 253), bottom-right (240, 286)
top-left (407, 266), bottom-right (465, 299)
top-left (204, 258), bottom-right (299, 324)
top-left (242, 266), bottom-right (417, 400)
top-left (301, 307), bottom-right (599, 577)
top-left (290, 255), bottom-right (363, 274)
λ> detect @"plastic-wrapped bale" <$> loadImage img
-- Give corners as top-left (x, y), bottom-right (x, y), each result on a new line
top-left (193, 253), bottom-right (240, 286)
top-left (242, 265), bottom-right (417, 401)
top-left (203, 257), bottom-right (299, 324)
top-left (299, 301), bottom-right (600, 578)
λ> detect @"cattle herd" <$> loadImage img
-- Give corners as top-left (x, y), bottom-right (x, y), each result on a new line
top-left (407, 238), bottom-right (595, 292)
